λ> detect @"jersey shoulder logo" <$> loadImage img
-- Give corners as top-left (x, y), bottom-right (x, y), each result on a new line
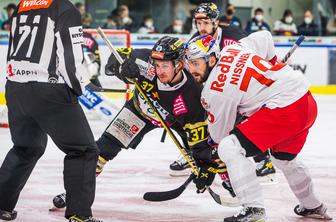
top-left (18, 0), bottom-right (54, 13)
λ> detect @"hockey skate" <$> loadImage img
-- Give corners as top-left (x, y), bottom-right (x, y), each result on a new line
top-left (0, 210), bottom-right (17, 221)
top-left (69, 215), bottom-right (103, 222)
top-left (224, 207), bottom-right (266, 222)
top-left (255, 159), bottom-right (278, 185)
top-left (294, 203), bottom-right (333, 220)
top-left (169, 154), bottom-right (191, 177)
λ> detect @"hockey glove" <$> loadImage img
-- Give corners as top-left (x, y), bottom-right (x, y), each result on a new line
top-left (193, 163), bottom-right (217, 193)
top-left (120, 58), bottom-right (140, 80)
top-left (105, 53), bottom-right (121, 76)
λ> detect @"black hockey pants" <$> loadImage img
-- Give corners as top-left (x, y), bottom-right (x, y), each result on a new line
top-left (0, 81), bottom-right (98, 219)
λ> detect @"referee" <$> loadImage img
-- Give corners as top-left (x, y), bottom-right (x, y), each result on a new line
top-left (0, 0), bottom-right (100, 221)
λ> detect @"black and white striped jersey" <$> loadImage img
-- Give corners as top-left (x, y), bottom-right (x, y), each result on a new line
top-left (6, 0), bottom-right (84, 95)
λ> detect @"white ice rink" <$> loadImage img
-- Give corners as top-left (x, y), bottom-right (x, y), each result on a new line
top-left (0, 95), bottom-right (335, 222)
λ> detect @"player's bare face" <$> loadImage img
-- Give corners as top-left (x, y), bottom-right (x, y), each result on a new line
top-left (196, 19), bottom-right (214, 36)
top-left (154, 60), bottom-right (175, 84)
top-left (187, 58), bottom-right (208, 83)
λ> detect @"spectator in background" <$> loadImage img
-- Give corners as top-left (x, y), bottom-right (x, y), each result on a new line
top-left (75, 2), bottom-right (86, 19)
top-left (137, 15), bottom-right (158, 34)
top-left (118, 5), bottom-right (135, 32)
top-left (103, 15), bottom-right (118, 29)
top-left (82, 13), bottom-right (93, 29)
top-left (298, 10), bottom-right (319, 36)
top-left (326, 12), bottom-right (336, 35)
top-left (245, 8), bottom-right (271, 34)
top-left (274, 9), bottom-right (297, 36)
top-left (1, 3), bottom-right (16, 31)
top-left (163, 18), bottom-right (185, 34)
top-left (219, 3), bottom-right (242, 28)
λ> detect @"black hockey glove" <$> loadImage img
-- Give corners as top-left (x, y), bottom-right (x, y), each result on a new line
top-left (105, 53), bottom-right (121, 76)
top-left (120, 58), bottom-right (140, 80)
top-left (193, 162), bottom-right (217, 193)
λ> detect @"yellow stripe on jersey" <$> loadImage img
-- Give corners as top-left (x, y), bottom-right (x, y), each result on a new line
top-left (183, 121), bottom-right (208, 146)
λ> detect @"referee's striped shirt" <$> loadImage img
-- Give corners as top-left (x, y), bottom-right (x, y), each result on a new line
top-left (6, 0), bottom-right (84, 96)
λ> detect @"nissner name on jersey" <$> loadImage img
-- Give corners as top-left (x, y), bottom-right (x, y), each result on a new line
top-left (18, 0), bottom-right (54, 12)
top-left (211, 48), bottom-right (250, 92)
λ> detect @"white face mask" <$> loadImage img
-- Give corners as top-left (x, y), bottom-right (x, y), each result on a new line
top-left (173, 25), bottom-right (183, 33)
top-left (122, 17), bottom-right (131, 24)
top-left (304, 17), bottom-right (312, 24)
top-left (285, 16), bottom-right (293, 23)
top-left (145, 21), bottom-right (153, 28)
top-left (255, 15), bottom-right (263, 21)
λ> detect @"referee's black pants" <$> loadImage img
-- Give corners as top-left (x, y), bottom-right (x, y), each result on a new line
top-left (0, 81), bottom-right (98, 219)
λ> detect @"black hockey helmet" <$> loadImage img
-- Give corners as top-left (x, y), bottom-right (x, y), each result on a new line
top-left (193, 3), bottom-right (220, 21)
top-left (150, 36), bottom-right (185, 61)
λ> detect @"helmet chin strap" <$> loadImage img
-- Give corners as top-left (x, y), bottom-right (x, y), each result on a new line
top-left (167, 61), bottom-right (182, 86)
top-left (211, 21), bottom-right (218, 36)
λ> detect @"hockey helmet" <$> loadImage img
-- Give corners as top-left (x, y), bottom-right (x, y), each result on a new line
top-left (184, 35), bottom-right (219, 61)
top-left (150, 36), bottom-right (185, 61)
top-left (193, 3), bottom-right (220, 21)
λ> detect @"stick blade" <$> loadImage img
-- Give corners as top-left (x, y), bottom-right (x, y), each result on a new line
top-left (143, 185), bottom-right (186, 202)
top-left (207, 187), bottom-right (240, 207)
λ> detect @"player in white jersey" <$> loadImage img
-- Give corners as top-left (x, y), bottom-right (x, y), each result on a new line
top-left (184, 31), bottom-right (332, 221)
top-left (170, 3), bottom-right (277, 181)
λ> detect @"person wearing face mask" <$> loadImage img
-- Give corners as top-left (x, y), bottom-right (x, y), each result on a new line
top-left (274, 9), bottom-right (298, 36)
top-left (163, 18), bottom-right (185, 34)
top-left (298, 10), bottom-right (319, 36)
top-left (219, 3), bottom-right (242, 28)
top-left (117, 4), bottom-right (134, 32)
top-left (137, 15), bottom-right (158, 34)
top-left (245, 8), bottom-right (271, 34)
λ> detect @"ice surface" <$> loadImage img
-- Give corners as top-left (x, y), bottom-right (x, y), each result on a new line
top-left (0, 95), bottom-right (335, 221)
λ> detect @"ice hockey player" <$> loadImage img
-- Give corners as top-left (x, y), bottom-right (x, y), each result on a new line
top-left (0, 0), bottom-right (101, 221)
top-left (184, 31), bottom-right (332, 221)
top-left (52, 36), bottom-right (234, 209)
top-left (82, 31), bottom-right (102, 87)
top-left (170, 2), bottom-right (276, 182)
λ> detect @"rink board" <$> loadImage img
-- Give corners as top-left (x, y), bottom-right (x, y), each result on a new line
top-left (1, 32), bottom-right (336, 105)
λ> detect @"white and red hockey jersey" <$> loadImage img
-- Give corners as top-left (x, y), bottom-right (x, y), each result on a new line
top-left (201, 31), bottom-right (311, 143)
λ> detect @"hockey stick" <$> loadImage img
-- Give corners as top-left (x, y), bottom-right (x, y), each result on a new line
top-left (281, 35), bottom-right (305, 63)
top-left (97, 27), bottom-right (232, 206)
top-left (140, 35), bottom-right (307, 206)
top-left (160, 129), bottom-right (167, 143)
top-left (143, 173), bottom-right (196, 201)
top-left (86, 82), bottom-right (132, 93)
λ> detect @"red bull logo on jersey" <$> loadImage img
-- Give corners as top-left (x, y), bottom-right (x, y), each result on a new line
top-left (18, 0), bottom-right (54, 13)
top-left (210, 48), bottom-right (240, 93)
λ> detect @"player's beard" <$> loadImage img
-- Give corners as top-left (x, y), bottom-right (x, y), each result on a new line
top-left (192, 63), bottom-right (212, 83)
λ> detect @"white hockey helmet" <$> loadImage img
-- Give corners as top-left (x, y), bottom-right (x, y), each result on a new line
top-left (184, 35), bottom-right (219, 62)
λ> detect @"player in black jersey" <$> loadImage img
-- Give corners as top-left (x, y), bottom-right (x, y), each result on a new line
top-left (0, 0), bottom-right (100, 222)
top-left (170, 3), bottom-right (277, 181)
top-left (82, 31), bottom-right (102, 87)
top-left (52, 36), bottom-right (232, 209)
